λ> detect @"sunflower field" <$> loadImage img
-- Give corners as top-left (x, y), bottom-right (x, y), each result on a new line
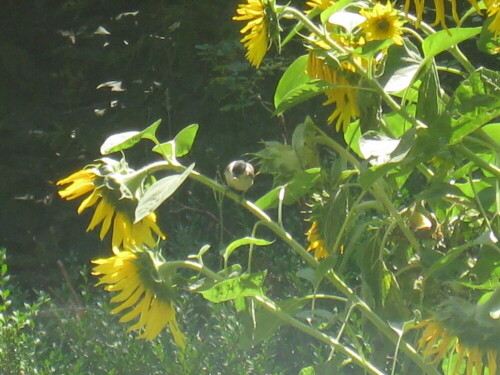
top-left (1, 0), bottom-right (499, 374)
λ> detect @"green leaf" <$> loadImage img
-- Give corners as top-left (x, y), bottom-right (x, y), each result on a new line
top-left (274, 55), bottom-right (333, 115)
top-left (359, 131), bottom-right (400, 165)
top-left (383, 64), bottom-right (420, 94)
top-left (134, 163), bottom-right (194, 222)
top-left (255, 168), bottom-right (321, 210)
top-left (448, 68), bottom-right (500, 144)
top-left (152, 123), bottom-right (199, 158)
top-left (344, 120), bottom-right (362, 157)
top-left (378, 42), bottom-right (422, 95)
top-left (416, 61), bottom-right (444, 125)
top-left (296, 267), bottom-right (319, 286)
top-left (353, 39), bottom-right (393, 59)
top-left (199, 271), bottom-right (267, 303)
top-left (274, 55), bottom-right (309, 108)
top-left (223, 237), bottom-right (273, 263)
top-left (100, 119), bottom-right (162, 155)
top-left (482, 123), bottom-right (500, 144)
top-left (327, 10), bottom-right (365, 33)
top-left (174, 123), bottom-right (199, 156)
top-left (275, 80), bottom-right (332, 115)
top-left (422, 27), bottom-right (481, 59)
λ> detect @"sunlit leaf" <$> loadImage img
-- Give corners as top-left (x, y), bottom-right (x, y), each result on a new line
top-left (134, 163), bottom-right (194, 222)
top-left (100, 119), bottom-right (162, 155)
top-left (383, 64), bottom-right (420, 94)
top-left (422, 27), bottom-right (481, 59)
top-left (328, 10), bottom-right (365, 33)
top-left (359, 131), bottom-right (400, 165)
top-left (482, 123), bottom-right (500, 144)
top-left (153, 123), bottom-right (199, 158)
top-left (378, 42), bottom-right (422, 94)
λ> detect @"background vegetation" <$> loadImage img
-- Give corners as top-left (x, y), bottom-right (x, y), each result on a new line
top-left (0, 1), bottom-right (313, 373)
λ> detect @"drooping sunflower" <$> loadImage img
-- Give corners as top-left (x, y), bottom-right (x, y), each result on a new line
top-left (360, 2), bottom-right (405, 45)
top-left (402, 0), bottom-right (481, 30)
top-left (414, 297), bottom-right (500, 375)
top-left (306, 221), bottom-right (329, 259)
top-left (92, 248), bottom-right (185, 345)
top-left (57, 163), bottom-right (166, 251)
top-left (233, 0), bottom-right (272, 67)
top-left (307, 50), bottom-right (360, 132)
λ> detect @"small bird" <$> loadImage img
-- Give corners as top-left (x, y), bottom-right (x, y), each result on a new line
top-left (224, 160), bottom-right (255, 192)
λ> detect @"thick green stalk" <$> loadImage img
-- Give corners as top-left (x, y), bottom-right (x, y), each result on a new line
top-left (169, 260), bottom-right (385, 374)
top-left (146, 160), bottom-right (438, 374)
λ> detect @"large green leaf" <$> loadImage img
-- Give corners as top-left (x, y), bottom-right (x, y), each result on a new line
top-left (274, 55), bottom-right (309, 108)
top-left (422, 27), bottom-right (481, 59)
top-left (100, 119), bottom-right (162, 155)
top-left (274, 55), bottom-right (332, 115)
top-left (134, 163), bottom-right (194, 222)
top-left (152, 123), bottom-right (199, 158)
top-left (199, 271), bottom-right (266, 303)
top-left (378, 41), bottom-right (422, 95)
top-left (255, 168), bottom-right (321, 210)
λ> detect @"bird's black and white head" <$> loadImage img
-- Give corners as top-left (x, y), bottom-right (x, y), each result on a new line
top-left (224, 160), bottom-right (255, 192)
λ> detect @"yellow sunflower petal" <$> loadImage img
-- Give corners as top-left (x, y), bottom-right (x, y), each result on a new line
top-left (119, 291), bottom-right (152, 323)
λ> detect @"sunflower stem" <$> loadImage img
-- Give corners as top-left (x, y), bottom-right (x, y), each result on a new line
top-left (142, 160), bottom-right (437, 373)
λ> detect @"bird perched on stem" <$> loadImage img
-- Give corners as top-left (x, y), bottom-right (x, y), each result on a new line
top-left (224, 160), bottom-right (255, 192)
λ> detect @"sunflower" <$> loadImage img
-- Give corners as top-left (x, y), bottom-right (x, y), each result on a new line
top-left (306, 221), bottom-right (329, 259)
top-left (92, 248), bottom-right (185, 345)
top-left (57, 165), bottom-right (166, 250)
top-left (233, 0), bottom-right (271, 67)
top-left (484, 0), bottom-right (500, 37)
top-left (307, 50), bottom-right (360, 132)
top-left (360, 2), bottom-right (405, 45)
top-left (306, 0), bottom-right (336, 11)
top-left (403, 0), bottom-right (481, 30)
top-left (414, 297), bottom-right (500, 375)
